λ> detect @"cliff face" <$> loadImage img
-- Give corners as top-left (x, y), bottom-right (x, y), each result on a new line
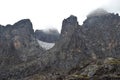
top-left (44, 15), bottom-right (91, 73)
top-left (40, 12), bottom-right (120, 79)
top-left (63, 12), bottom-right (120, 80)
top-left (56, 15), bottom-right (79, 50)
top-left (67, 12), bottom-right (120, 60)
top-left (82, 13), bottom-right (120, 59)
top-left (0, 19), bottom-right (44, 63)
top-left (0, 9), bottom-right (120, 80)
top-left (0, 19), bottom-right (44, 79)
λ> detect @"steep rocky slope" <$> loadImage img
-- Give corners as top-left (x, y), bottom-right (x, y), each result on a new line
top-left (0, 9), bottom-right (120, 80)
top-left (46, 15), bottom-right (91, 73)
top-left (82, 12), bottom-right (120, 59)
top-left (61, 10), bottom-right (120, 80)
top-left (35, 10), bottom-right (120, 80)
top-left (0, 19), bottom-right (45, 79)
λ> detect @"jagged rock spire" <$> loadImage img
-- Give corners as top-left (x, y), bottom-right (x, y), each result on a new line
top-left (60, 15), bottom-right (79, 38)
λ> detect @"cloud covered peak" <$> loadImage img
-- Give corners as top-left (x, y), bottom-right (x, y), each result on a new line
top-left (87, 8), bottom-right (109, 18)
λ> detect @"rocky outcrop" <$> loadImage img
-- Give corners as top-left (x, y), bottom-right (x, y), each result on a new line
top-left (23, 12), bottom-right (120, 80)
top-left (61, 10), bottom-right (120, 80)
top-left (0, 19), bottom-right (44, 63)
top-left (82, 11), bottom-right (120, 59)
top-left (35, 28), bottom-right (59, 43)
top-left (56, 15), bottom-right (79, 49)
top-left (1, 9), bottom-right (120, 80)
top-left (43, 15), bottom-right (91, 74)
top-left (35, 11), bottom-right (120, 79)
top-left (0, 19), bottom-right (44, 79)
top-left (64, 58), bottom-right (120, 80)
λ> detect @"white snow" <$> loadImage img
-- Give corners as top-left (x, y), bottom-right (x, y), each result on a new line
top-left (37, 39), bottom-right (55, 50)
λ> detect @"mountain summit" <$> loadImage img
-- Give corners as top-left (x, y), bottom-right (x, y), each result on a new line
top-left (0, 9), bottom-right (120, 80)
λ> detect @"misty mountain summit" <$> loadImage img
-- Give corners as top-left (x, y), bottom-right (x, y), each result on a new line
top-left (0, 9), bottom-right (120, 80)
top-left (35, 28), bottom-right (60, 43)
top-left (87, 8), bottom-right (109, 18)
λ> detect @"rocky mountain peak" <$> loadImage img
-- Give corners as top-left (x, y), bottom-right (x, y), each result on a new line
top-left (13, 19), bottom-right (32, 27)
top-left (13, 19), bottom-right (34, 35)
top-left (62, 15), bottom-right (78, 26)
top-left (0, 19), bottom-right (43, 66)
top-left (83, 11), bottom-right (120, 29)
top-left (60, 15), bottom-right (79, 38)
top-left (81, 11), bottom-right (120, 59)
top-left (1, 10), bottom-right (120, 80)
top-left (54, 15), bottom-right (79, 50)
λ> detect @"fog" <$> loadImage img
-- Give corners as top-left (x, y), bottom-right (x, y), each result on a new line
top-left (42, 28), bottom-right (59, 34)
top-left (0, 0), bottom-right (120, 32)
top-left (102, 0), bottom-right (120, 13)
top-left (87, 8), bottom-right (109, 18)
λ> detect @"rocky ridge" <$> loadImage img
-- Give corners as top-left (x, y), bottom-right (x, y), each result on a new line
top-left (0, 9), bottom-right (120, 80)
top-left (0, 19), bottom-right (44, 79)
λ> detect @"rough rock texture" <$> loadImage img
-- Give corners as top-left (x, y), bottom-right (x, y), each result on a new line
top-left (0, 19), bottom-right (44, 62)
top-left (82, 12), bottom-right (120, 59)
top-left (0, 19), bottom-right (44, 79)
top-left (36, 11), bottom-right (120, 79)
top-left (1, 9), bottom-right (120, 80)
top-left (61, 10), bottom-right (120, 80)
top-left (35, 28), bottom-right (60, 43)
top-left (35, 15), bottom-right (92, 77)
top-left (64, 58), bottom-right (120, 80)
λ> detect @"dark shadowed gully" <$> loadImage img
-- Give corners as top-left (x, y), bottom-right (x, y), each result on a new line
top-left (0, 9), bottom-right (120, 80)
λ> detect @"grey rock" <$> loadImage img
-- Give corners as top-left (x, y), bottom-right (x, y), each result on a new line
top-left (35, 28), bottom-right (60, 43)
top-left (38, 12), bottom-right (120, 79)
top-left (44, 15), bottom-right (91, 74)
top-left (0, 19), bottom-right (44, 79)
top-left (1, 9), bottom-right (120, 80)
top-left (82, 12), bottom-right (120, 59)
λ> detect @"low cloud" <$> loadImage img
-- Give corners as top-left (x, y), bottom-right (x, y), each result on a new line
top-left (43, 28), bottom-right (60, 35)
top-left (102, 0), bottom-right (120, 14)
top-left (87, 8), bottom-right (109, 18)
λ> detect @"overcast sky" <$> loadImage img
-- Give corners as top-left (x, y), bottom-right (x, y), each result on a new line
top-left (0, 0), bottom-right (120, 32)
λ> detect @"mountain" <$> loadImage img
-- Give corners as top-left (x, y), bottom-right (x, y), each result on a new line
top-left (0, 19), bottom-right (45, 79)
top-left (35, 10), bottom-right (120, 80)
top-left (63, 10), bottom-right (120, 80)
top-left (35, 28), bottom-right (60, 43)
top-left (0, 9), bottom-right (120, 80)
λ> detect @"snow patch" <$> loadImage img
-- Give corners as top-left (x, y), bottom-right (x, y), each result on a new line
top-left (37, 40), bottom-right (55, 50)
